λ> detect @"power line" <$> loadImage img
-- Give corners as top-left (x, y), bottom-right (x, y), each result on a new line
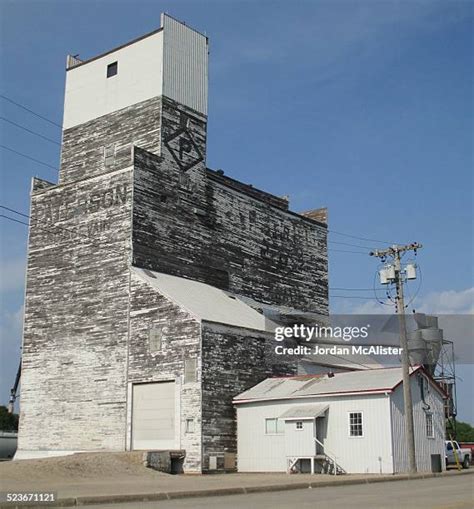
top-left (0, 208), bottom-right (409, 306)
top-left (0, 205), bottom-right (28, 218)
top-left (0, 205), bottom-right (100, 247)
top-left (328, 240), bottom-right (377, 250)
top-left (0, 213), bottom-right (78, 242)
top-left (0, 206), bottom-right (379, 258)
top-left (328, 248), bottom-right (368, 255)
top-left (0, 97), bottom-right (401, 249)
top-left (0, 94), bottom-right (62, 128)
top-left (0, 208), bottom-right (386, 296)
top-left (329, 287), bottom-right (376, 292)
top-left (0, 144), bottom-right (59, 173)
top-left (329, 295), bottom-right (380, 300)
top-left (0, 117), bottom-right (61, 146)
top-left (0, 214), bottom-right (29, 227)
top-left (328, 229), bottom-right (398, 246)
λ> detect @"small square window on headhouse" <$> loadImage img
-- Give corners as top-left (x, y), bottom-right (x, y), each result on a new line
top-left (107, 61), bottom-right (118, 78)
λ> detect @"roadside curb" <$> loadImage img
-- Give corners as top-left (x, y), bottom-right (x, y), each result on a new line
top-left (1, 469), bottom-right (473, 507)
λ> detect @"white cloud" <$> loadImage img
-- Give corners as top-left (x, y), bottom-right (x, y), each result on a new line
top-left (336, 299), bottom-right (393, 315)
top-left (415, 288), bottom-right (474, 315)
top-left (0, 258), bottom-right (26, 294)
top-left (332, 287), bottom-right (474, 316)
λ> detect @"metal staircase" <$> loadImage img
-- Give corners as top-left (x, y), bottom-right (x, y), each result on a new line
top-left (313, 437), bottom-right (346, 475)
top-left (286, 437), bottom-right (346, 475)
top-left (286, 452), bottom-right (346, 475)
top-left (314, 453), bottom-right (346, 475)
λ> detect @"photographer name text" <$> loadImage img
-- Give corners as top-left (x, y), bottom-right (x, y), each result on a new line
top-left (274, 344), bottom-right (403, 356)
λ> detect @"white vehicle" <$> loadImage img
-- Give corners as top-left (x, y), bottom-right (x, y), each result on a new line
top-left (445, 440), bottom-right (471, 469)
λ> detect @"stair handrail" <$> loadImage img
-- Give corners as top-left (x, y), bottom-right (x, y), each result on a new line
top-left (287, 457), bottom-right (299, 474)
top-left (314, 437), bottom-right (343, 475)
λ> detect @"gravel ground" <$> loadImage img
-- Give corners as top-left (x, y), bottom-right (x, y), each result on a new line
top-left (2, 454), bottom-right (471, 503)
top-left (0, 452), bottom-right (166, 482)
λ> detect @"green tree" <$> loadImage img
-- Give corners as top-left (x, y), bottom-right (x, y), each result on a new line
top-left (0, 405), bottom-right (19, 431)
top-left (456, 421), bottom-right (474, 442)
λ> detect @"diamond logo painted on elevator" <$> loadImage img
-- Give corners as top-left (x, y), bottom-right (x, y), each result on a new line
top-left (164, 116), bottom-right (204, 172)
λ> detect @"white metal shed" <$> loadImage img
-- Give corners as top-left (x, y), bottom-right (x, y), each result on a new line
top-left (234, 366), bottom-right (446, 474)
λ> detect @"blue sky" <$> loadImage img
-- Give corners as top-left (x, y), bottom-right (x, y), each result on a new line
top-left (1, 1), bottom-right (473, 422)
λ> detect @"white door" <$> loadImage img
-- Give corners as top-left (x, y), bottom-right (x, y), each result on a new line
top-left (132, 381), bottom-right (175, 450)
top-left (284, 419), bottom-right (317, 457)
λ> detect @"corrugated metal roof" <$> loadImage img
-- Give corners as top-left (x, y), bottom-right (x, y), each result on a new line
top-left (279, 404), bottom-right (329, 420)
top-left (234, 366), bottom-right (424, 402)
top-left (132, 267), bottom-right (277, 332)
top-left (299, 352), bottom-right (385, 371)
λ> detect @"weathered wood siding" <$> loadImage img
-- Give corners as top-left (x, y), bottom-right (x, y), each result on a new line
top-left (127, 273), bottom-right (202, 471)
top-left (201, 324), bottom-right (296, 471)
top-left (132, 98), bottom-right (328, 313)
top-left (60, 96), bottom-right (162, 185)
top-left (20, 167), bottom-right (133, 453)
top-left (20, 83), bottom-right (328, 467)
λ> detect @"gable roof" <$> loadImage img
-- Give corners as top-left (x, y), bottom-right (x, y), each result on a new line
top-left (234, 365), bottom-right (445, 403)
top-left (132, 267), bottom-right (277, 332)
top-left (298, 353), bottom-right (385, 372)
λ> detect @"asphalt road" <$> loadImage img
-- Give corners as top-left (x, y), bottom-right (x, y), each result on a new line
top-left (83, 474), bottom-right (473, 509)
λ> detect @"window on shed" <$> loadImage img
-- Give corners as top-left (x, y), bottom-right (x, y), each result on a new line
top-left (265, 418), bottom-right (284, 434)
top-left (107, 61), bottom-right (118, 78)
top-left (426, 413), bottom-right (434, 438)
top-left (349, 412), bottom-right (363, 437)
top-left (184, 358), bottom-right (197, 384)
top-left (295, 421), bottom-right (303, 430)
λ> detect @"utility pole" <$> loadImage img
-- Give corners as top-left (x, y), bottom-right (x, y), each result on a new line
top-left (370, 242), bottom-right (422, 474)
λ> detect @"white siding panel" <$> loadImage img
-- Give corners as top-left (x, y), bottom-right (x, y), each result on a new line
top-left (391, 374), bottom-right (445, 472)
top-left (284, 420), bottom-right (316, 457)
top-left (63, 14), bottom-right (208, 129)
top-left (64, 32), bottom-right (164, 129)
top-left (322, 394), bottom-right (393, 474)
top-left (162, 14), bottom-right (208, 116)
top-left (237, 403), bottom-right (286, 472)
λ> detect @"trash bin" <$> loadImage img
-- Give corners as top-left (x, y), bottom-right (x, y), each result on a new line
top-left (431, 454), bottom-right (442, 472)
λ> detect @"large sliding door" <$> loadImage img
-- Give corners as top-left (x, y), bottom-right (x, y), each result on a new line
top-left (132, 381), bottom-right (175, 450)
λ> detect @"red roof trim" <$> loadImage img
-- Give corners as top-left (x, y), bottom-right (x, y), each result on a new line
top-left (269, 365), bottom-right (407, 381)
top-left (240, 365), bottom-right (448, 401)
